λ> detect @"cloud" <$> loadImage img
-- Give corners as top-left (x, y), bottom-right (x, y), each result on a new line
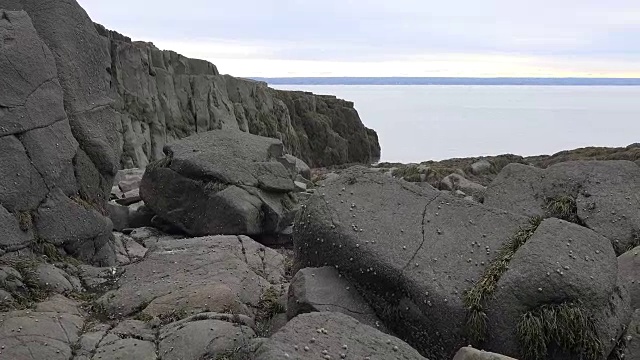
top-left (78, 0), bottom-right (640, 76)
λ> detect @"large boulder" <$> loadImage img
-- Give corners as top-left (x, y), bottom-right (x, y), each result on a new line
top-left (293, 166), bottom-right (530, 358)
top-left (441, 173), bottom-right (487, 201)
top-left (140, 130), bottom-right (298, 239)
top-left (0, 8), bottom-right (115, 264)
top-left (484, 218), bottom-right (629, 359)
top-left (484, 161), bottom-right (640, 254)
top-left (251, 312), bottom-right (427, 360)
top-left (294, 167), bottom-right (629, 359)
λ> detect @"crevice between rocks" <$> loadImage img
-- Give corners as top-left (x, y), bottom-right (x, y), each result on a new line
top-left (403, 193), bottom-right (441, 271)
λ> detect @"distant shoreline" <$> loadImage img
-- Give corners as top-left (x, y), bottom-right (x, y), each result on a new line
top-left (250, 77), bottom-right (640, 86)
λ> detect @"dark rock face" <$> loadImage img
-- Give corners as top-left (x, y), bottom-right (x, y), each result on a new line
top-left (94, 27), bottom-right (380, 169)
top-left (294, 166), bottom-right (628, 359)
top-left (484, 161), bottom-right (640, 254)
top-left (140, 130), bottom-right (298, 238)
top-left (0, 8), bottom-right (115, 265)
top-left (1, 0), bottom-right (123, 206)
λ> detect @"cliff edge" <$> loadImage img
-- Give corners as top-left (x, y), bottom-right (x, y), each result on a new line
top-left (95, 25), bottom-right (381, 169)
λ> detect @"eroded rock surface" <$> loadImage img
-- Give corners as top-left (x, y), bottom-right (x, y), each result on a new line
top-left (293, 166), bottom-right (529, 358)
top-left (95, 26), bottom-right (379, 169)
top-left (96, 234), bottom-right (286, 320)
top-left (484, 161), bottom-right (640, 254)
top-left (140, 130), bottom-right (298, 239)
top-left (294, 166), bottom-right (629, 359)
top-left (287, 266), bottom-right (385, 331)
top-left (0, 5), bottom-right (117, 265)
top-left (252, 312), bottom-right (427, 360)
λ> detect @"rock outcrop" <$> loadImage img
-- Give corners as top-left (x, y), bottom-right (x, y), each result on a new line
top-left (140, 130), bottom-right (298, 239)
top-left (484, 161), bottom-right (640, 254)
top-left (293, 166), bottom-right (629, 359)
top-left (95, 26), bottom-right (380, 169)
top-left (96, 232), bottom-right (286, 319)
top-left (0, 7), bottom-right (116, 265)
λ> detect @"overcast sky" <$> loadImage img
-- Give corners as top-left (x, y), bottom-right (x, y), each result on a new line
top-left (78, 0), bottom-right (640, 77)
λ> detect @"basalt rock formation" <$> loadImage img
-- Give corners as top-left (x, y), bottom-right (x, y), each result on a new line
top-left (95, 25), bottom-right (380, 169)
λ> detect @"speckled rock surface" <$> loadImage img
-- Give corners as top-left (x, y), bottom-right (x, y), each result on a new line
top-left (484, 161), bottom-right (640, 254)
top-left (252, 312), bottom-right (427, 360)
top-left (294, 166), bottom-right (529, 358)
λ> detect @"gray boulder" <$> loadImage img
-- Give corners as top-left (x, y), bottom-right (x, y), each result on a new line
top-left (252, 312), bottom-right (427, 360)
top-left (140, 130), bottom-right (298, 238)
top-left (441, 173), bottom-right (487, 201)
top-left (484, 218), bottom-right (629, 359)
top-left (284, 154), bottom-right (312, 180)
top-left (470, 160), bottom-right (493, 175)
top-left (618, 245), bottom-right (640, 309)
top-left (293, 166), bottom-right (529, 359)
top-left (287, 267), bottom-right (385, 331)
top-left (617, 309), bottom-right (640, 360)
top-left (485, 161), bottom-right (640, 254)
top-left (96, 234), bottom-right (286, 320)
top-left (33, 263), bottom-right (83, 294)
top-left (0, 295), bottom-right (84, 359)
top-left (159, 315), bottom-right (256, 360)
top-left (76, 320), bottom-right (156, 360)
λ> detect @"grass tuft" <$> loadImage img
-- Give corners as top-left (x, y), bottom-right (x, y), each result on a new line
top-left (158, 307), bottom-right (190, 325)
top-left (254, 286), bottom-right (285, 337)
top-left (17, 211), bottom-right (32, 232)
top-left (392, 165), bottom-right (423, 182)
top-left (463, 216), bottom-right (543, 344)
top-left (545, 195), bottom-right (580, 224)
top-left (517, 302), bottom-right (603, 360)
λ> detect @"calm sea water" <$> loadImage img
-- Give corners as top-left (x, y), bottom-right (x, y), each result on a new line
top-left (271, 85), bottom-right (640, 163)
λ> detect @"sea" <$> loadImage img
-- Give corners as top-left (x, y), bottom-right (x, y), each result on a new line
top-left (269, 84), bottom-right (640, 164)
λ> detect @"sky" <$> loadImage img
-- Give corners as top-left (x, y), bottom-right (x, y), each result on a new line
top-left (78, 0), bottom-right (640, 78)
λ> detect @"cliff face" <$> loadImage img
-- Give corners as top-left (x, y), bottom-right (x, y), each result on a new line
top-left (95, 26), bottom-right (381, 169)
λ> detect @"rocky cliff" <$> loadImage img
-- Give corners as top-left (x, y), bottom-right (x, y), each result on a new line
top-left (95, 25), bottom-right (381, 169)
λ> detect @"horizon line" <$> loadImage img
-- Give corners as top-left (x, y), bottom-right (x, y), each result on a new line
top-left (248, 76), bottom-right (640, 79)
top-left (246, 76), bottom-right (640, 86)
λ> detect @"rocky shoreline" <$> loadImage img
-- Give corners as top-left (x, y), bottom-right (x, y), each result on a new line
top-left (1, 1), bottom-right (640, 360)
